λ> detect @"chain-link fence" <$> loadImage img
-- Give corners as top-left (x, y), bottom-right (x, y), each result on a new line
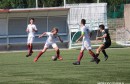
top-left (107, 4), bottom-right (126, 41)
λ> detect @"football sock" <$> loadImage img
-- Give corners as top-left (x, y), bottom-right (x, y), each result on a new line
top-left (31, 45), bottom-right (33, 53)
top-left (29, 45), bottom-right (33, 54)
top-left (27, 45), bottom-right (31, 54)
top-left (78, 52), bottom-right (83, 62)
top-left (56, 49), bottom-right (60, 58)
top-left (36, 51), bottom-right (44, 59)
top-left (102, 50), bottom-right (108, 57)
top-left (89, 50), bottom-right (97, 59)
top-left (95, 53), bottom-right (99, 57)
top-left (27, 45), bottom-right (30, 50)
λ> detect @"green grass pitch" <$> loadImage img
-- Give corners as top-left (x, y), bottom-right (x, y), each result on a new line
top-left (0, 48), bottom-right (130, 84)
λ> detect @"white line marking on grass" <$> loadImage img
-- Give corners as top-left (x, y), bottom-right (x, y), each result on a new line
top-left (0, 47), bottom-right (129, 53)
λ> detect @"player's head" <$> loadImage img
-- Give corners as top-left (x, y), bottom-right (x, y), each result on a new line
top-left (99, 24), bottom-right (105, 32)
top-left (51, 27), bottom-right (58, 34)
top-left (81, 19), bottom-right (86, 25)
top-left (30, 18), bottom-right (35, 24)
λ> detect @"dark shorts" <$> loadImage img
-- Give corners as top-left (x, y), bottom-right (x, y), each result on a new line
top-left (103, 42), bottom-right (111, 49)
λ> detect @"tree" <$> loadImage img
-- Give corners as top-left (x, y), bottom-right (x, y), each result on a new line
top-left (0, 0), bottom-right (129, 9)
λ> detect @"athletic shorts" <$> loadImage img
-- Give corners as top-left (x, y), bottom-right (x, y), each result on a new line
top-left (27, 36), bottom-right (34, 44)
top-left (103, 42), bottom-right (111, 49)
top-left (44, 42), bottom-right (58, 49)
top-left (81, 40), bottom-right (92, 50)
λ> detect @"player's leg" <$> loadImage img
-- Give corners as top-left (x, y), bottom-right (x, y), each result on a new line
top-left (29, 44), bottom-right (33, 53)
top-left (88, 49), bottom-right (100, 64)
top-left (82, 40), bottom-right (100, 64)
top-left (90, 44), bottom-right (106, 62)
top-left (102, 43), bottom-right (111, 61)
top-left (27, 43), bottom-right (30, 53)
top-left (95, 44), bottom-right (105, 57)
top-left (26, 37), bottom-right (32, 57)
top-left (73, 44), bottom-right (85, 65)
top-left (27, 44), bottom-right (30, 52)
top-left (34, 43), bottom-right (49, 62)
top-left (26, 37), bottom-right (34, 57)
top-left (26, 37), bottom-right (30, 55)
top-left (26, 43), bottom-right (32, 57)
top-left (29, 37), bottom-right (34, 53)
top-left (102, 49), bottom-right (108, 61)
top-left (52, 43), bottom-right (63, 60)
top-left (29, 43), bottom-right (33, 53)
top-left (73, 50), bottom-right (84, 65)
top-left (84, 40), bottom-right (96, 59)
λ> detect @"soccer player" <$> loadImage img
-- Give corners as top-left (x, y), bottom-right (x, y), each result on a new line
top-left (73, 19), bottom-right (100, 65)
top-left (95, 24), bottom-right (111, 61)
top-left (34, 27), bottom-right (63, 62)
top-left (26, 18), bottom-right (38, 57)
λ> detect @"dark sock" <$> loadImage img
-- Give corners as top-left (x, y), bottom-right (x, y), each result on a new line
top-left (78, 52), bottom-right (83, 62)
top-left (91, 52), bottom-right (96, 58)
top-left (27, 45), bottom-right (30, 50)
top-left (30, 45), bottom-right (33, 53)
top-left (89, 50), bottom-right (97, 59)
top-left (56, 49), bottom-right (60, 58)
top-left (102, 50), bottom-right (108, 57)
top-left (95, 53), bottom-right (99, 57)
top-left (27, 45), bottom-right (31, 54)
top-left (29, 46), bottom-right (32, 54)
top-left (36, 51), bottom-right (44, 59)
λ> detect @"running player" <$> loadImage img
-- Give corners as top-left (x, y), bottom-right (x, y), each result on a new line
top-left (34, 27), bottom-right (63, 62)
top-left (26, 18), bottom-right (38, 57)
top-left (73, 19), bottom-right (100, 65)
top-left (95, 24), bottom-right (111, 60)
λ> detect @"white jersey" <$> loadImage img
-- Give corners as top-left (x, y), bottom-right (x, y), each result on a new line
top-left (27, 24), bottom-right (37, 37)
top-left (46, 32), bottom-right (59, 43)
top-left (81, 26), bottom-right (90, 42)
top-left (81, 26), bottom-right (92, 50)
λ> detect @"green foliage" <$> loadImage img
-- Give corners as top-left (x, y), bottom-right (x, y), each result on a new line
top-left (0, 0), bottom-right (12, 9)
top-left (0, 0), bottom-right (130, 9)
top-left (43, 0), bottom-right (63, 7)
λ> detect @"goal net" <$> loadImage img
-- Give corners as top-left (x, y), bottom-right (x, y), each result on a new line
top-left (116, 4), bottom-right (130, 46)
top-left (67, 3), bottom-right (108, 49)
top-left (116, 28), bottom-right (130, 46)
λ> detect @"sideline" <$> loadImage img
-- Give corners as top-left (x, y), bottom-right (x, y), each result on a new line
top-left (0, 47), bottom-right (130, 54)
top-left (0, 48), bottom-right (70, 53)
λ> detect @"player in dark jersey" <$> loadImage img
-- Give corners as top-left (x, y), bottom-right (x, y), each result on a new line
top-left (95, 24), bottom-right (111, 61)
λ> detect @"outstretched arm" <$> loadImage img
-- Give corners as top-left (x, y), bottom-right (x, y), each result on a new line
top-left (33, 25), bottom-right (38, 32)
top-left (33, 28), bottom-right (38, 32)
top-left (76, 34), bottom-right (84, 42)
top-left (57, 36), bottom-right (63, 43)
top-left (39, 32), bottom-right (46, 38)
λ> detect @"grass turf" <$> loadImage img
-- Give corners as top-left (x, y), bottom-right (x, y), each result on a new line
top-left (0, 48), bottom-right (130, 84)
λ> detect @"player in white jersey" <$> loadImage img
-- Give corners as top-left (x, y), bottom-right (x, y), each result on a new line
top-left (26, 18), bottom-right (38, 57)
top-left (73, 19), bottom-right (100, 65)
top-left (34, 27), bottom-right (63, 62)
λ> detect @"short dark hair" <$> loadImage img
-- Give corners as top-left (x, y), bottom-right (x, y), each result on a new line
top-left (81, 19), bottom-right (86, 25)
top-left (99, 24), bottom-right (105, 30)
top-left (30, 18), bottom-right (35, 21)
top-left (52, 27), bottom-right (58, 32)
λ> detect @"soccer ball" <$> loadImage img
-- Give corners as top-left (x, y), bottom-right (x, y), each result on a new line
top-left (51, 56), bottom-right (57, 61)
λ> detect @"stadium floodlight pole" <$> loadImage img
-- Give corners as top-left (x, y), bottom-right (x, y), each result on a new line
top-left (36, 0), bottom-right (38, 8)
top-left (64, 0), bottom-right (66, 7)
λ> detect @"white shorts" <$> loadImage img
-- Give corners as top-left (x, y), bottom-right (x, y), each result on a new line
top-left (44, 42), bottom-right (58, 49)
top-left (81, 40), bottom-right (92, 50)
top-left (27, 37), bottom-right (34, 44)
